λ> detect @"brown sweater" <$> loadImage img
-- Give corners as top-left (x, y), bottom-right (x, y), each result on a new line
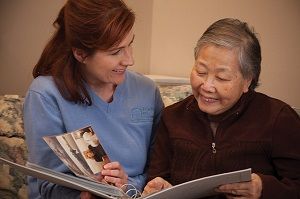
top-left (147, 90), bottom-right (300, 199)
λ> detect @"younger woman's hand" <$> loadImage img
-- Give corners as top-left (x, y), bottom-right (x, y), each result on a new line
top-left (101, 161), bottom-right (128, 188)
top-left (80, 191), bottom-right (97, 199)
top-left (80, 162), bottom-right (127, 198)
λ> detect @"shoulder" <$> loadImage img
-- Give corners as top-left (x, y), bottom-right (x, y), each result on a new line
top-left (122, 70), bottom-right (160, 98)
top-left (251, 91), bottom-right (298, 117)
top-left (27, 76), bottom-right (59, 95)
top-left (163, 95), bottom-right (195, 115)
top-left (253, 92), bottom-right (290, 109)
top-left (125, 70), bottom-right (156, 89)
top-left (159, 95), bottom-right (197, 127)
top-left (25, 76), bottom-right (63, 104)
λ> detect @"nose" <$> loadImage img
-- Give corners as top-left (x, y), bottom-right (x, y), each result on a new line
top-left (201, 77), bottom-right (216, 93)
top-left (121, 47), bottom-right (134, 66)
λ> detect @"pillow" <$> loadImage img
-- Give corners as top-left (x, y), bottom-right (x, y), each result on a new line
top-left (158, 85), bottom-right (193, 107)
top-left (0, 95), bottom-right (25, 138)
top-left (0, 136), bottom-right (28, 199)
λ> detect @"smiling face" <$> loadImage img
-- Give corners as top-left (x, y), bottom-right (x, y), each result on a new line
top-left (75, 30), bottom-right (135, 89)
top-left (190, 45), bottom-right (251, 115)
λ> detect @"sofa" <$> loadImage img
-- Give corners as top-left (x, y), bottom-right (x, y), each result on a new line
top-left (2, 82), bottom-right (300, 199)
top-left (0, 84), bottom-right (192, 199)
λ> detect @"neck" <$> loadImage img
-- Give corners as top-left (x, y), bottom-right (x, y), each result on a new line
top-left (209, 121), bottom-right (218, 137)
top-left (89, 83), bottom-right (117, 103)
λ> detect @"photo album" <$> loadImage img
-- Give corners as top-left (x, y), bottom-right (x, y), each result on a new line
top-left (0, 126), bottom-right (252, 199)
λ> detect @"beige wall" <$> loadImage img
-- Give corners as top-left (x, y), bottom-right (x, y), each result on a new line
top-left (124, 0), bottom-right (153, 74)
top-left (1, 0), bottom-right (299, 107)
top-left (0, 0), bottom-right (65, 96)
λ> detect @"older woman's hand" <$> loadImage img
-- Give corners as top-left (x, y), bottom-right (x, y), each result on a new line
top-left (215, 173), bottom-right (262, 199)
top-left (142, 177), bottom-right (172, 196)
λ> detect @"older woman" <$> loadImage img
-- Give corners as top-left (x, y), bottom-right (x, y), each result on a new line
top-left (143, 18), bottom-right (300, 199)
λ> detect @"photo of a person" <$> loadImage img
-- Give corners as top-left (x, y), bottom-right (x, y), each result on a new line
top-left (57, 127), bottom-right (108, 175)
top-left (83, 146), bottom-right (110, 164)
top-left (44, 127), bottom-right (110, 179)
top-left (82, 130), bottom-right (99, 147)
top-left (81, 128), bottom-right (110, 164)
top-left (61, 134), bottom-right (93, 175)
top-left (43, 136), bottom-right (84, 176)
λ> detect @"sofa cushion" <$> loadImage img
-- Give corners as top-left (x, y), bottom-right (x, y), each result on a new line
top-left (0, 95), bottom-right (24, 138)
top-left (0, 136), bottom-right (28, 199)
top-left (0, 95), bottom-right (28, 199)
top-left (158, 85), bottom-right (192, 107)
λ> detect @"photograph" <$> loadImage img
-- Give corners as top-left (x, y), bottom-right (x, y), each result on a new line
top-left (43, 136), bottom-right (86, 176)
top-left (44, 126), bottom-right (109, 177)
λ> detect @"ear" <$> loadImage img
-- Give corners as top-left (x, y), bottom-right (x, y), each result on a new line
top-left (242, 77), bottom-right (252, 93)
top-left (72, 48), bottom-right (87, 63)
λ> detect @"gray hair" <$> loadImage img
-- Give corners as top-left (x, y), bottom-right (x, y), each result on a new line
top-left (194, 18), bottom-right (261, 89)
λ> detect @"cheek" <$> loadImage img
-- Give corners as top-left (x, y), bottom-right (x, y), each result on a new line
top-left (216, 84), bottom-right (235, 99)
top-left (85, 61), bottom-right (100, 73)
top-left (218, 84), bottom-right (244, 104)
top-left (222, 86), bottom-right (231, 93)
top-left (190, 74), bottom-right (202, 88)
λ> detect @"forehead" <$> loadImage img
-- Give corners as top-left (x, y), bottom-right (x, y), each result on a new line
top-left (196, 45), bottom-right (241, 72)
top-left (110, 29), bottom-right (134, 49)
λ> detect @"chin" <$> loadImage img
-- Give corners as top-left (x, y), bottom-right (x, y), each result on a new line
top-left (113, 76), bottom-right (126, 85)
top-left (198, 104), bottom-right (221, 115)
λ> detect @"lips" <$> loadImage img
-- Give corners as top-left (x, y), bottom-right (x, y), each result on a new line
top-left (200, 95), bottom-right (218, 103)
top-left (112, 68), bottom-right (126, 73)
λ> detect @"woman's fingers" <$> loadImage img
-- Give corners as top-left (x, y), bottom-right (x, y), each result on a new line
top-left (142, 177), bottom-right (172, 196)
top-left (101, 161), bottom-right (128, 187)
top-left (80, 191), bottom-right (97, 199)
top-left (216, 173), bottom-right (262, 199)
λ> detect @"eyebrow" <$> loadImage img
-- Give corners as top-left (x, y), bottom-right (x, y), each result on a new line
top-left (195, 60), bottom-right (233, 73)
top-left (109, 34), bottom-right (135, 52)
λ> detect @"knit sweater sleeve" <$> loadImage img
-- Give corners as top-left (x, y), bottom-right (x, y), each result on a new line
top-left (147, 111), bottom-right (172, 183)
top-left (24, 90), bottom-right (81, 199)
top-left (259, 105), bottom-right (300, 199)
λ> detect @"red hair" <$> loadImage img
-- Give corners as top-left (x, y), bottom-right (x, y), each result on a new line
top-left (33, 0), bottom-right (135, 105)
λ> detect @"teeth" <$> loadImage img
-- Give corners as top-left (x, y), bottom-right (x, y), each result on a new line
top-left (113, 69), bottom-right (124, 72)
top-left (202, 96), bottom-right (216, 103)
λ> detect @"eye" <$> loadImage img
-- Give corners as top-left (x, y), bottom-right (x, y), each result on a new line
top-left (197, 72), bottom-right (207, 76)
top-left (216, 76), bottom-right (230, 81)
top-left (111, 49), bottom-right (121, 55)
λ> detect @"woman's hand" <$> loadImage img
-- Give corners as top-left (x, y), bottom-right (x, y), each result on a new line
top-left (80, 191), bottom-right (97, 199)
top-left (215, 173), bottom-right (262, 199)
top-left (101, 161), bottom-right (128, 188)
top-left (80, 161), bottom-right (128, 198)
top-left (142, 177), bottom-right (172, 196)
